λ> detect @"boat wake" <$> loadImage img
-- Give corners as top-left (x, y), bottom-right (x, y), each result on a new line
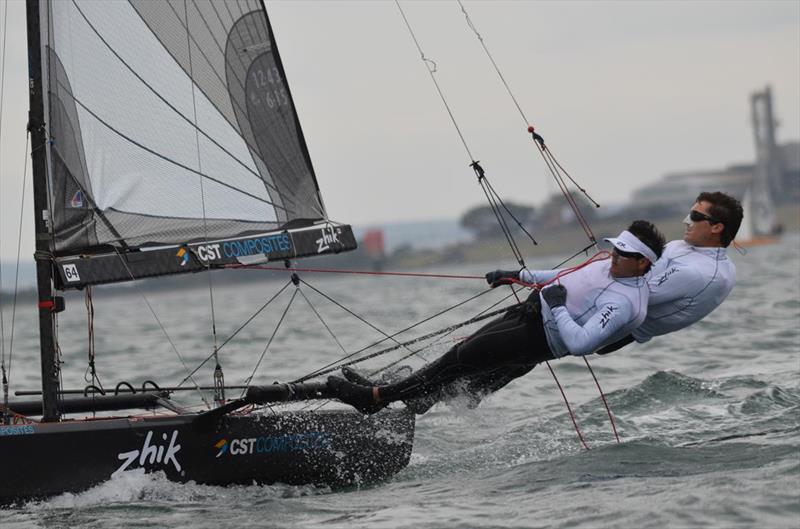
top-left (25, 469), bottom-right (331, 511)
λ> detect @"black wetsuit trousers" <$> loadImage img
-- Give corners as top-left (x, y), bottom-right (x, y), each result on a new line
top-left (378, 296), bottom-right (555, 403)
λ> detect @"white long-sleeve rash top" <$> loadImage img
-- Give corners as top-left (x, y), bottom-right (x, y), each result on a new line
top-left (519, 259), bottom-right (649, 357)
top-left (632, 240), bottom-right (735, 343)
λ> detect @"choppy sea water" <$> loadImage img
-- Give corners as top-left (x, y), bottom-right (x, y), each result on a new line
top-left (2, 236), bottom-right (799, 528)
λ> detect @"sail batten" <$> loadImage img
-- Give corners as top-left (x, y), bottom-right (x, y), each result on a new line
top-left (38, 0), bottom-right (331, 261)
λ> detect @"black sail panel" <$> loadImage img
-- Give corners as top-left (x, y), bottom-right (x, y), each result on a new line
top-left (36, 0), bottom-right (338, 272)
top-left (46, 39), bottom-right (99, 250)
top-left (228, 9), bottom-right (325, 224)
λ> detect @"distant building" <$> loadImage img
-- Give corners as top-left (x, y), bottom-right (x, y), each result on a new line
top-left (633, 86), bottom-right (798, 211)
top-left (631, 142), bottom-right (799, 210)
top-left (631, 164), bottom-right (753, 210)
top-left (778, 141), bottom-right (800, 202)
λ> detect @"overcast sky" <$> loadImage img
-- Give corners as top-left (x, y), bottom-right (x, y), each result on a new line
top-left (1, 0), bottom-right (798, 262)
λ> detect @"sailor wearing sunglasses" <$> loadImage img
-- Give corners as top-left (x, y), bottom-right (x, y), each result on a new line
top-left (327, 221), bottom-right (665, 414)
top-left (598, 191), bottom-right (743, 354)
top-left (518, 222), bottom-right (663, 358)
top-left (632, 191), bottom-right (742, 343)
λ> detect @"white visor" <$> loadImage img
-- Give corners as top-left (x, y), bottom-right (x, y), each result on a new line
top-left (603, 230), bottom-right (658, 264)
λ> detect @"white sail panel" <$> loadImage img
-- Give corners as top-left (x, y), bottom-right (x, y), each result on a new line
top-left (40, 0), bottom-right (325, 252)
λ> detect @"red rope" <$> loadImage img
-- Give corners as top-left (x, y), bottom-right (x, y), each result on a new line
top-left (225, 264), bottom-right (484, 281)
top-left (232, 253), bottom-right (618, 449)
top-left (583, 356), bottom-right (620, 443)
top-left (544, 360), bottom-right (589, 450)
top-left (226, 250), bottom-right (610, 286)
top-left (502, 249), bottom-right (615, 449)
top-left (503, 250), bottom-right (611, 290)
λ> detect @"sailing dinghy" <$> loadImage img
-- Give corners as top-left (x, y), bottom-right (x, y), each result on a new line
top-left (0, 0), bottom-right (414, 504)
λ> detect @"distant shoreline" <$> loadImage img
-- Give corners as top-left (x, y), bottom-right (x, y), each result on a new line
top-left (388, 202), bottom-right (800, 269)
top-left (2, 203), bottom-right (798, 300)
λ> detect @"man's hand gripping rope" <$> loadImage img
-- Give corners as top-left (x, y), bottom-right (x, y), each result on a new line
top-left (485, 250), bottom-right (612, 291)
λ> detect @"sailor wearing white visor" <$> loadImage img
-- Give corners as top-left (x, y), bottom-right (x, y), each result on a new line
top-left (327, 220), bottom-right (665, 415)
top-left (520, 223), bottom-right (661, 357)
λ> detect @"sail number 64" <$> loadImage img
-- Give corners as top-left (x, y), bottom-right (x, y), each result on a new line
top-left (62, 264), bottom-right (80, 282)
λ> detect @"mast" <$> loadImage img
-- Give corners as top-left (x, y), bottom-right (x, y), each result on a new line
top-left (26, 0), bottom-right (61, 421)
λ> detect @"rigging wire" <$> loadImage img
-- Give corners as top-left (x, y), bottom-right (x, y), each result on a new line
top-left (299, 287), bottom-right (524, 414)
top-left (227, 263), bottom-right (484, 281)
top-left (270, 256), bottom-right (607, 410)
top-left (112, 247), bottom-right (211, 409)
top-left (456, 0), bottom-right (599, 247)
top-left (472, 161), bottom-right (529, 266)
top-left (297, 288), bottom-right (349, 358)
top-left (6, 133), bottom-right (30, 385)
top-left (551, 242), bottom-right (598, 271)
top-left (456, 1), bottom-right (618, 446)
top-left (457, 0), bottom-right (527, 125)
top-left (0, 0), bottom-right (9, 420)
top-left (295, 277), bottom-right (433, 372)
top-left (481, 173), bottom-right (538, 247)
top-left (54, 313), bottom-right (64, 413)
top-left (302, 302), bottom-right (515, 384)
top-left (293, 282), bottom-right (521, 414)
top-left (395, 1), bottom-right (473, 161)
top-left (536, 144), bottom-right (597, 244)
top-left (294, 285), bottom-right (500, 383)
top-left (291, 286), bottom-right (354, 413)
top-left (369, 287), bottom-right (522, 377)
top-left (395, 1), bottom-right (535, 267)
top-left (184, 0), bottom-right (222, 399)
top-left (178, 279), bottom-right (293, 387)
top-left (241, 287), bottom-right (299, 396)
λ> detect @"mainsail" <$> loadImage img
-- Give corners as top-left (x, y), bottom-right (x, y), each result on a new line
top-left (34, 0), bottom-right (354, 288)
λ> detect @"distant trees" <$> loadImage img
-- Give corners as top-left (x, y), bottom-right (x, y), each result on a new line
top-left (536, 193), bottom-right (598, 228)
top-left (460, 202), bottom-right (536, 239)
top-left (460, 194), bottom-right (604, 238)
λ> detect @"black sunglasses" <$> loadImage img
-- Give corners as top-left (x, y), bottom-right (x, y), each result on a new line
top-left (613, 248), bottom-right (644, 260)
top-left (689, 210), bottom-right (722, 225)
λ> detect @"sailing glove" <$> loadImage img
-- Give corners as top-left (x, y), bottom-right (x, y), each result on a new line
top-left (485, 270), bottom-right (519, 288)
top-left (542, 284), bottom-right (567, 307)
